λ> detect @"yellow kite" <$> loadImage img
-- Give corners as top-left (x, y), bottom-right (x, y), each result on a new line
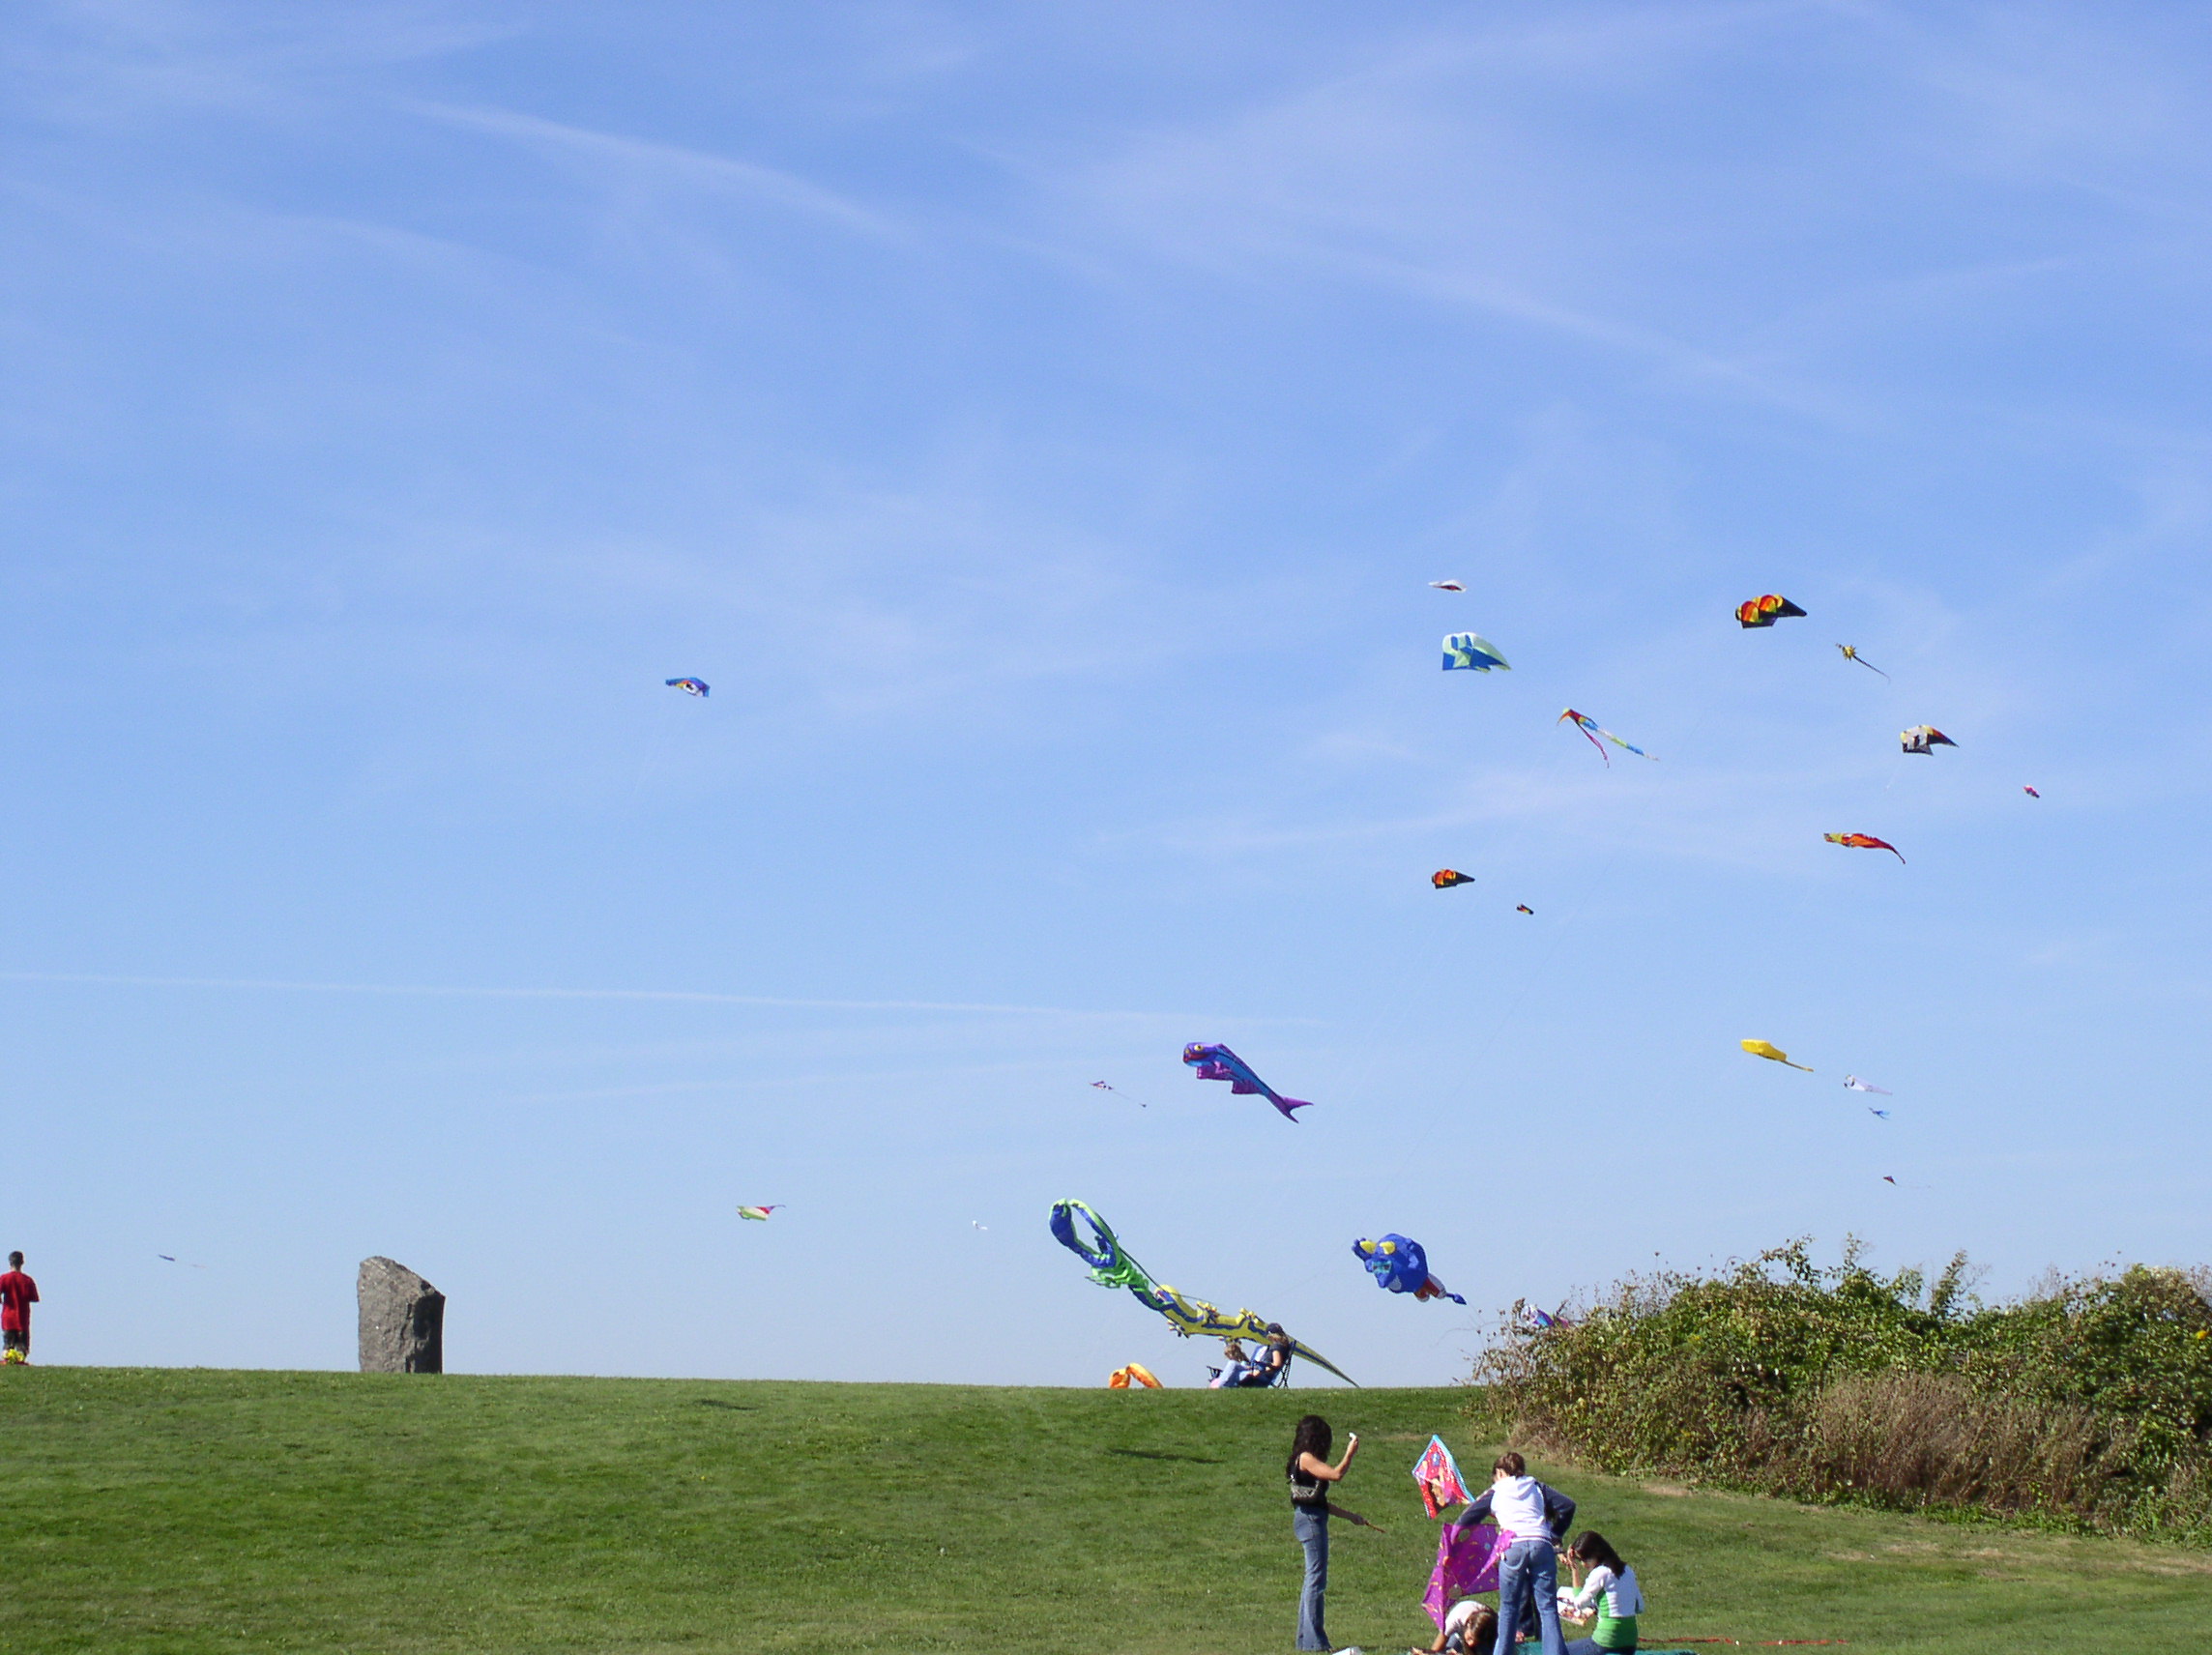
top-left (1741, 1039), bottom-right (1813, 1072)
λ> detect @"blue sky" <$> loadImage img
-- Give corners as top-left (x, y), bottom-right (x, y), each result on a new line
top-left (4, 2), bottom-right (2208, 1385)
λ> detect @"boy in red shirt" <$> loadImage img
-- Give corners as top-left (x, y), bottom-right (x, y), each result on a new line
top-left (1, 1252), bottom-right (40, 1364)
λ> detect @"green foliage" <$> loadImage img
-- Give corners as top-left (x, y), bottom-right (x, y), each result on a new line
top-left (1479, 1243), bottom-right (2212, 1538)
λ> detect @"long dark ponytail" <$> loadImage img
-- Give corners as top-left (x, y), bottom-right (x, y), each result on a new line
top-left (1287, 1413), bottom-right (1332, 1480)
top-left (1569, 1530), bottom-right (1627, 1574)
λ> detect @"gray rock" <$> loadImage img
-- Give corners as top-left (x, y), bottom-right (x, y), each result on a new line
top-left (357, 1257), bottom-right (445, 1374)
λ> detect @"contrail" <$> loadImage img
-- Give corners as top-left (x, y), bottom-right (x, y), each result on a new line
top-left (0, 971), bottom-right (1278, 1023)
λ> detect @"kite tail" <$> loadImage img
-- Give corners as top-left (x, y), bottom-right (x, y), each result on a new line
top-left (1786, 1060), bottom-right (1815, 1072)
top-left (1889, 847), bottom-right (1906, 864)
top-left (1272, 1096), bottom-right (1312, 1121)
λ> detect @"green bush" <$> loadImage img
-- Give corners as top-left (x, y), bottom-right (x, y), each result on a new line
top-left (1475, 1241), bottom-right (2212, 1538)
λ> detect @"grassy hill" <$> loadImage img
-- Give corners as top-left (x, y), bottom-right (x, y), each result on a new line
top-left (0, 1369), bottom-right (2204, 1652)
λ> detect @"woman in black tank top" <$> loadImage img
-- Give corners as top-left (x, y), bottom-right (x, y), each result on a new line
top-left (1285, 1415), bottom-right (1376, 1650)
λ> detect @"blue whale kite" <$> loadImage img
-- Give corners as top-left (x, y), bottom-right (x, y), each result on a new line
top-left (1183, 1043), bottom-right (1312, 1121)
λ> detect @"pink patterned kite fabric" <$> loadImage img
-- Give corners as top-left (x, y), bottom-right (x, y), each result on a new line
top-left (1423, 1520), bottom-right (1507, 1628)
top-left (1411, 1435), bottom-right (1472, 1513)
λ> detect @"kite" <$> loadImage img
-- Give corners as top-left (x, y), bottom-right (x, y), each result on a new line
top-left (1107, 1362), bottom-right (1161, 1389)
top-left (1519, 1300), bottom-right (1575, 1330)
top-left (1825, 831), bottom-right (1906, 863)
top-left (1883, 1176), bottom-right (1897, 1185)
top-left (1900, 725), bottom-right (1955, 755)
top-left (1742, 1039), bottom-right (1813, 1072)
top-left (1432, 869), bottom-right (1475, 889)
top-left (157, 1255), bottom-right (207, 1268)
top-left (737, 1205), bottom-right (779, 1221)
top-left (1425, 1521), bottom-right (1507, 1627)
top-left (1429, 580), bottom-right (1466, 593)
top-left (971, 1220), bottom-right (988, 1231)
top-left (1843, 1075), bottom-right (1892, 1095)
top-left (1091, 1081), bottom-right (1145, 1108)
top-left (1735, 595), bottom-right (1807, 628)
top-left (1183, 1042), bottom-right (1311, 1121)
top-left (1050, 1199), bottom-right (1356, 1383)
top-left (1516, 904), bottom-right (1534, 915)
top-left (1412, 1435), bottom-right (1473, 1517)
top-left (2023, 785), bottom-right (2040, 798)
top-left (665, 678), bottom-right (710, 697)
top-left (1558, 708), bottom-right (1652, 765)
top-left (1868, 1109), bottom-right (1891, 1119)
top-left (1836, 644), bottom-right (1890, 681)
top-left (1351, 1234), bottom-right (1467, 1306)
top-left (1441, 632), bottom-right (1511, 672)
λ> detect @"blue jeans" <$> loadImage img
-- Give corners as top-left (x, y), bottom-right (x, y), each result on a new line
top-left (1495, 1538), bottom-right (1565, 1655)
top-left (1292, 1506), bottom-right (1328, 1649)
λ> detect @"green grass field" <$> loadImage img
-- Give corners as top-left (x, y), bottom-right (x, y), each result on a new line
top-left (0, 1369), bottom-right (2203, 1652)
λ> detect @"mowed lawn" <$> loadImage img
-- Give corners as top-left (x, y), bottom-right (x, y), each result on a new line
top-left (0, 1370), bottom-right (2204, 1653)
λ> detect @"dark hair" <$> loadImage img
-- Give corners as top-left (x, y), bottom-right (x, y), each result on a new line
top-left (6, 1252), bottom-right (18, 1268)
top-left (1569, 1530), bottom-right (1626, 1574)
top-left (1493, 1450), bottom-right (1526, 1478)
top-left (1461, 1602), bottom-right (1499, 1655)
top-left (1288, 1414), bottom-right (1332, 1479)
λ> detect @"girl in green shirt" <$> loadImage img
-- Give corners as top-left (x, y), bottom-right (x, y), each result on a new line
top-left (1558, 1531), bottom-right (1644, 1653)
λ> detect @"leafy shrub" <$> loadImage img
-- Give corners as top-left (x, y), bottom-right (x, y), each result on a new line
top-left (1475, 1241), bottom-right (2212, 1537)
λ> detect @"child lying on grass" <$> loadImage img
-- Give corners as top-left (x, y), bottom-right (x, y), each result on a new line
top-left (1418, 1596), bottom-right (1497, 1655)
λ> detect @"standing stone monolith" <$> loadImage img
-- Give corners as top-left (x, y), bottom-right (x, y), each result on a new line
top-left (357, 1257), bottom-right (445, 1374)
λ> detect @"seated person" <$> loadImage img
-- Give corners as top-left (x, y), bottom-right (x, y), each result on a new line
top-left (1208, 1341), bottom-right (1254, 1388)
top-left (1557, 1530), bottom-right (1644, 1655)
top-left (1237, 1324), bottom-right (1294, 1386)
top-left (1422, 1597), bottom-right (1497, 1655)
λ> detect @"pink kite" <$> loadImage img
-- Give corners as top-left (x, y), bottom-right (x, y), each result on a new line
top-left (1412, 1435), bottom-right (1472, 1516)
top-left (1423, 1519), bottom-right (1507, 1627)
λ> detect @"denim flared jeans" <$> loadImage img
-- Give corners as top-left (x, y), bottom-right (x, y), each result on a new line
top-left (1292, 1506), bottom-right (1329, 1649)
top-left (1494, 1537), bottom-right (1566, 1655)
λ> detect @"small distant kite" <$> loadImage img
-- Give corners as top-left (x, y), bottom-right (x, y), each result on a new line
top-left (1519, 1300), bottom-right (1575, 1331)
top-left (2023, 785), bottom-right (2040, 798)
top-left (1091, 1081), bottom-right (1145, 1108)
top-left (1515, 904), bottom-right (1533, 915)
top-left (1558, 708), bottom-right (1652, 765)
top-left (1883, 1176), bottom-right (1897, 1185)
top-left (1825, 831), bottom-right (1906, 863)
top-left (1735, 595), bottom-right (1807, 628)
top-left (1351, 1234), bottom-right (1467, 1306)
top-left (971, 1220), bottom-right (988, 1231)
top-left (1843, 1075), bottom-right (1892, 1095)
top-left (1432, 869), bottom-right (1474, 889)
top-left (157, 1255), bottom-right (207, 1268)
top-left (1868, 1108), bottom-right (1891, 1119)
top-left (1836, 644), bottom-right (1890, 681)
top-left (1901, 725), bottom-right (1955, 755)
top-left (1183, 1042), bottom-right (1311, 1122)
top-left (1429, 580), bottom-right (1466, 593)
top-left (1441, 632), bottom-right (1511, 672)
top-left (737, 1205), bottom-right (779, 1221)
top-left (1742, 1038), bottom-right (1813, 1072)
top-left (665, 678), bottom-right (710, 697)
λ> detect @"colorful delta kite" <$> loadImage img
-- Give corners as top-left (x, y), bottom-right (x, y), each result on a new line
top-left (737, 1205), bottom-right (779, 1221)
top-left (1429, 580), bottom-right (1466, 593)
top-left (2023, 785), bottom-right (2041, 798)
top-left (1837, 644), bottom-right (1890, 681)
top-left (1901, 725), bottom-right (1956, 755)
top-left (1441, 632), bottom-right (1511, 672)
top-left (1515, 904), bottom-right (1534, 915)
top-left (1825, 831), bottom-right (1906, 863)
top-left (1183, 1043), bottom-right (1311, 1122)
top-left (1432, 869), bottom-right (1475, 889)
top-left (1843, 1075), bottom-right (1892, 1096)
top-left (1558, 708), bottom-right (1652, 765)
top-left (665, 677), bottom-right (710, 697)
top-left (1412, 1435), bottom-right (1473, 1517)
top-left (1351, 1234), bottom-right (1467, 1306)
top-left (1735, 594), bottom-right (1807, 628)
top-left (1049, 1200), bottom-right (1355, 1383)
top-left (1742, 1038), bottom-right (1813, 1072)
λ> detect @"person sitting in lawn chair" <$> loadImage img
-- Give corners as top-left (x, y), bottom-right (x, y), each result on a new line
top-left (1211, 1324), bottom-right (1296, 1387)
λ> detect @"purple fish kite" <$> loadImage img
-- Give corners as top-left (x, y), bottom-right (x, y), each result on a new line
top-left (1182, 1043), bottom-right (1312, 1122)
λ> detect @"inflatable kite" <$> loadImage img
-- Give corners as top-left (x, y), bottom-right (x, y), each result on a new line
top-left (1432, 869), bottom-right (1474, 889)
top-left (1825, 831), bottom-right (1905, 863)
top-left (1843, 1075), bottom-right (1892, 1095)
top-left (1050, 1200), bottom-right (1355, 1383)
top-left (1441, 632), bottom-right (1511, 672)
top-left (1412, 1435), bottom-right (1473, 1515)
top-left (737, 1205), bottom-right (779, 1220)
top-left (1515, 904), bottom-right (1534, 915)
top-left (1107, 1362), bottom-right (1161, 1389)
top-left (1742, 1038), bottom-right (1813, 1071)
top-left (666, 677), bottom-right (710, 697)
top-left (1836, 643), bottom-right (1890, 680)
top-left (1901, 725), bottom-right (1955, 755)
top-left (1558, 708), bottom-right (1652, 765)
top-left (1352, 1234), bottom-right (1467, 1305)
top-left (2023, 785), bottom-right (2040, 798)
top-left (1735, 594), bottom-right (1807, 628)
top-left (1183, 1042), bottom-right (1311, 1121)
top-left (1429, 580), bottom-right (1466, 592)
